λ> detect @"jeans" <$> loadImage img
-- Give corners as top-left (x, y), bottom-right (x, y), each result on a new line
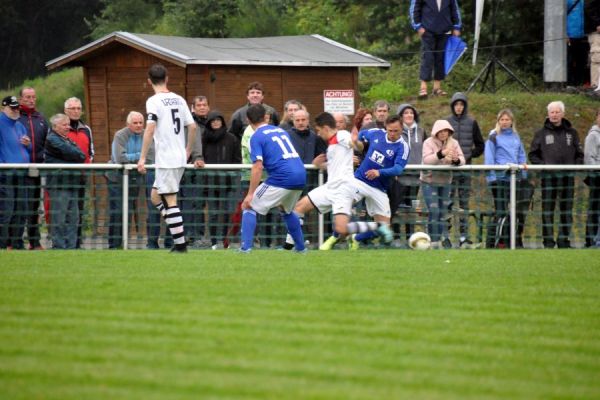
top-left (48, 188), bottom-right (79, 249)
top-left (0, 172), bottom-right (29, 249)
top-left (179, 171), bottom-right (204, 241)
top-left (422, 183), bottom-right (451, 242)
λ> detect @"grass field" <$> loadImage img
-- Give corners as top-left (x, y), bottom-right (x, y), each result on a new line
top-left (1, 250), bottom-right (599, 399)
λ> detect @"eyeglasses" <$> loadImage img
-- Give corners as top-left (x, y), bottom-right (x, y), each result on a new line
top-left (66, 107), bottom-right (82, 111)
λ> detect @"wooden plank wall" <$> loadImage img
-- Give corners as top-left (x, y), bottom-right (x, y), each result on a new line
top-left (83, 44), bottom-right (360, 163)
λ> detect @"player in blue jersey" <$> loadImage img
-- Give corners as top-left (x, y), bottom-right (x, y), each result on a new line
top-left (240, 104), bottom-right (307, 252)
top-left (322, 115), bottom-right (410, 249)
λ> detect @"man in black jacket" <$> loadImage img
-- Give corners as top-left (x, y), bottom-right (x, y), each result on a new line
top-left (529, 101), bottom-right (584, 248)
top-left (228, 82), bottom-right (280, 141)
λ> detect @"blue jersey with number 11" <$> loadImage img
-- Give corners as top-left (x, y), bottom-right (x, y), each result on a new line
top-left (249, 124), bottom-right (306, 189)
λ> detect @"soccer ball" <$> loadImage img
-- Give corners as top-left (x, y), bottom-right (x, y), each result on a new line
top-left (409, 232), bottom-right (431, 250)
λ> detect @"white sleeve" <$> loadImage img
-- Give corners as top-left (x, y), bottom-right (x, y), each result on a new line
top-left (337, 130), bottom-right (353, 149)
top-left (146, 97), bottom-right (158, 124)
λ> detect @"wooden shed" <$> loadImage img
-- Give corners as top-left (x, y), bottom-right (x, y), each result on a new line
top-left (46, 32), bottom-right (390, 162)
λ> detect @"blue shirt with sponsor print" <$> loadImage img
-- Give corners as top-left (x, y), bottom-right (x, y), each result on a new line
top-left (249, 124), bottom-right (306, 189)
top-left (355, 128), bottom-right (409, 192)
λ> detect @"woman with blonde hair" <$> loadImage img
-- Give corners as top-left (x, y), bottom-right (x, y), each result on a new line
top-left (484, 108), bottom-right (528, 248)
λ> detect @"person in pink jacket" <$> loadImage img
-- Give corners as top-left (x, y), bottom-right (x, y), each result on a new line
top-left (420, 119), bottom-right (465, 248)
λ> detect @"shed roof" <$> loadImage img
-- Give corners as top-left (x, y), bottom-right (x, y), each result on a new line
top-left (46, 32), bottom-right (390, 70)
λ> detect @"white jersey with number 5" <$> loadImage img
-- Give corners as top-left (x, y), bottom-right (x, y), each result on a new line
top-left (146, 92), bottom-right (194, 168)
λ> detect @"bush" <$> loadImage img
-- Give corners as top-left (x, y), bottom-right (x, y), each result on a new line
top-left (0, 68), bottom-right (84, 118)
top-left (363, 81), bottom-right (410, 105)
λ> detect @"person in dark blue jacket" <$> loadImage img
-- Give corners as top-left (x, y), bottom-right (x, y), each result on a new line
top-left (18, 87), bottom-right (48, 250)
top-left (44, 113), bottom-right (86, 249)
top-left (410, 0), bottom-right (462, 98)
top-left (0, 96), bottom-right (31, 249)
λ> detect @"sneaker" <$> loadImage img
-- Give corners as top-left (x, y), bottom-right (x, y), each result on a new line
top-left (459, 239), bottom-right (480, 249)
top-left (348, 234), bottom-right (360, 251)
top-left (282, 242), bottom-right (294, 250)
top-left (192, 238), bottom-right (213, 249)
top-left (377, 224), bottom-right (393, 244)
top-left (237, 247), bottom-right (252, 254)
top-left (170, 245), bottom-right (188, 253)
top-left (319, 235), bottom-right (339, 250)
top-left (442, 238), bottom-right (453, 249)
top-left (211, 243), bottom-right (223, 250)
top-left (293, 248), bottom-right (308, 254)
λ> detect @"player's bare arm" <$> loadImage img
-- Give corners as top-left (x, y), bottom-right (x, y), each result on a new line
top-left (137, 123), bottom-right (156, 174)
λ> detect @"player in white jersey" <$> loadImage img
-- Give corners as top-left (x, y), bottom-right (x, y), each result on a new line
top-left (137, 64), bottom-right (198, 253)
top-left (285, 112), bottom-right (397, 250)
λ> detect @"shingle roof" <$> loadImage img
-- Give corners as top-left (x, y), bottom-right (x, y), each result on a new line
top-left (46, 32), bottom-right (390, 69)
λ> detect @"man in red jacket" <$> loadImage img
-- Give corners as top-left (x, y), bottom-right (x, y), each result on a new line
top-left (64, 97), bottom-right (94, 249)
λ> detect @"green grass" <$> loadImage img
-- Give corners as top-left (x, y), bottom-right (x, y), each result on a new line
top-left (1, 250), bottom-right (599, 399)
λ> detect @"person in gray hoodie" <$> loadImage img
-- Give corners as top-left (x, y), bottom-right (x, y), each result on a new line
top-left (389, 104), bottom-right (427, 246)
top-left (584, 108), bottom-right (600, 247)
top-left (445, 92), bottom-right (484, 248)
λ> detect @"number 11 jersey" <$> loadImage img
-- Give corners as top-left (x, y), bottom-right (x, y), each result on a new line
top-left (249, 124), bottom-right (306, 189)
top-left (146, 92), bottom-right (194, 168)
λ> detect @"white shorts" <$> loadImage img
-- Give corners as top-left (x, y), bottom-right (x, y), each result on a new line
top-left (251, 183), bottom-right (302, 215)
top-left (153, 167), bottom-right (185, 194)
top-left (351, 177), bottom-right (391, 218)
top-left (308, 182), bottom-right (354, 216)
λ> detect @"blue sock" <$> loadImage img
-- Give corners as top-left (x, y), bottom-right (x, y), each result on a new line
top-left (241, 209), bottom-right (257, 250)
top-left (356, 231), bottom-right (377, 242)
top-left (283, 212), bottom-right (305, 251)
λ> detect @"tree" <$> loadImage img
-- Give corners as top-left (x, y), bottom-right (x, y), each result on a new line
top-left (88, 0), bottom-right (163, 39)
top-left (156, 0), bottom-right (238, 38)
top-left (0, 0), bottom-right (102, 88)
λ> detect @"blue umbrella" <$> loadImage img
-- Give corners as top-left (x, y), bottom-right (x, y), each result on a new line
top-left (445, 36), bottom-right (467, 75)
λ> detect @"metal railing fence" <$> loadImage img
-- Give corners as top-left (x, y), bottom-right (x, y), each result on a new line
top-left (1, 163), bottom-right (599, 250)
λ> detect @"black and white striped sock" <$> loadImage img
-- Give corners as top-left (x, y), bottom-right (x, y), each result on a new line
top-left (165, 206), bottom-right (186, 246)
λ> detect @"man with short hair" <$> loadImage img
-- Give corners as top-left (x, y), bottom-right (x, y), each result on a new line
top-left (239, 104), bottom-right (305, 253)
top-left (0, 96), bottom-right (31, 249)
top-left (286, 109), bottom-right (327, 164)
top-left (64, 96), bottom-right (94, 248)
top-left (19, 87), bottom-right (48, 249)
top-left (529, 101), bottom-right (584, 249)
top-left (333, 112), bottom-right (350, 131)
top-left (44, 114), bottom-right (85, 249)
top-left (229, 82), bottom-right (280, 140)
top-left (137, 63), bottom-right (197, 253)
top-left (191, 95), bottom-right (210, 129)
top-left (107, 111), bottom-right (160, 249)
top-left (373, 100), bottom-right (390, 129)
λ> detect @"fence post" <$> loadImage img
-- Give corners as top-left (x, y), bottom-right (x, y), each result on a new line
top-left (318, 169), bottom-right (324, 247)
top-left (509, 164), bottom-right (518, 250)
top-left (122, 167), bottom-right (129, 250)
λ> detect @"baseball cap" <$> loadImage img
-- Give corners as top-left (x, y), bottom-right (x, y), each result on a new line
top-left (2, 96), bottom-right (19, 108)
